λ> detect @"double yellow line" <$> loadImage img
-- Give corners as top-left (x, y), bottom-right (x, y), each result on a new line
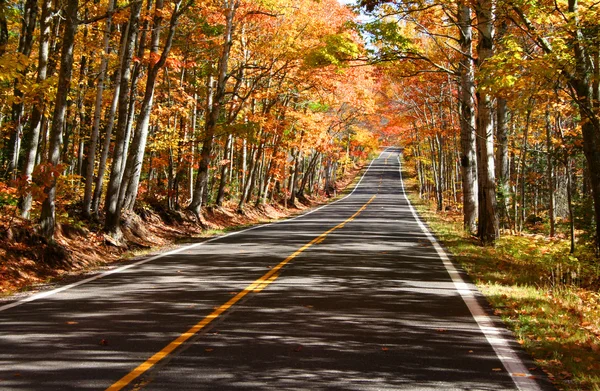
top-left (107, 195), bottom-right (376, 391)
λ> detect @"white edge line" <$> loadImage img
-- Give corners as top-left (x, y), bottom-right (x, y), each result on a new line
top-left (396, 153), bottom-right (543, 391)
top-left (0, 149), bottom-right (387, 313)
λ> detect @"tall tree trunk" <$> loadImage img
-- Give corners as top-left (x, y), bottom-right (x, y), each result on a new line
top-left (19, 0), bottom-right (51, 218)
top-left (39, 0), bottom-right (79, 239)
top-left (238, 139), bottom-right (261, 211)
top-left (475, 0), bottom-right (499, 243)
top-left (83, 0), bottom-right (115, 218)
top-left (496, 97), bottom-right (509, 228)
top-left (188, 0), bottom-right (239, 218)
top-left (518, 109), bottom-right (531, 232)
top-left (546, 110), bottom-right (555, 237)
top-left (91, 23), bottom-right (127, 216)
top-left (216, 133), bottom-right (232, 206)
top-left (289, 149), bottom-right (300, 205)
top-left (103, 0), bottom-right (143, 238)
top-left (6, 0), bottom-right (37, 179)
top-left (120, 0), bottom-right (185, 211)
top-left (457, 0), bottom-right (478, 233)
top-left (297, 152), bottom-right (319, 198)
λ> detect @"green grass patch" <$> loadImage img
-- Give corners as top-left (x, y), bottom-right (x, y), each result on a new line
top-left (403, 174), bottom-right (600, 391)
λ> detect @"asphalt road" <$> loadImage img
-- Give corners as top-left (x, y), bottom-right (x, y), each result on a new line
top-left (0, 148), bottom-right (554, 391)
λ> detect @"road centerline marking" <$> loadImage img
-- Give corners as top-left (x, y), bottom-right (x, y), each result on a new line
top-left (106, 195), bottom-right (376, 391)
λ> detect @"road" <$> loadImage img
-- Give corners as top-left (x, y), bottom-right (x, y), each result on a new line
top-left (0, 148), bottom-right (553, 390)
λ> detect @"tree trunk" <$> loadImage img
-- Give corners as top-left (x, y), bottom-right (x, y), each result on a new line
top-left (120, 0), bottom-right (185, 211)
top-left (6, 0), bottom-right (37, 179)
top-left (457, 0), bottom-right (478, 233)
top-left (546, 110), bottom-right (555, 237)
top-left (475, 0), bottom-right (499, 244)
top-left (238, 137), bottom-right (263, 211)
top-left (103, 0), bottom-right (143, 238)
top-left (188, 0), bottom-right (239, 218)
top-left (91, 23), bottom-right (127, 216)
top-left (83, 0), bottom-right (115, 218)
top-left (39, 0), bottom-right (79, 239)
top-left (496, 97), bottom-right (509, 228)
top-left (19, 0), bottom-right (51, 218)
top-left (216, 133), bottom-right (232, 206)
top-left (518, 109), bottom-right (531, 232)
top-left (297, 152), bottom-right (319, 198)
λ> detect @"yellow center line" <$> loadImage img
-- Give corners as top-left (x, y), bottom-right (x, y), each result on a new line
top-left (106, 195), bottom-right (377, 391)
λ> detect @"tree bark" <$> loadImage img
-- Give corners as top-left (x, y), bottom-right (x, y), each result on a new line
top-left (6, 0), bottom-right (37, 179)
top-left (496, 97), bottom-right (509, 227)
top-left (103, 0), bottom-right (143, 238)
top-left (216, 133), bottom-right (232, 206)
top-left (188, 0), bottom-right (239, 218)
top-left (19, 0), bottom-right (51, 218)
top-left (91, 23), bottom-right (127, 215)
top-left (475, 0), bottom-right (499, 243)
top-left (39, 0), bottom-right (79, 239)
top-left (83, 0), bottom-right (115, 218)
top-left (457, 0), bottom-right (478, 233)
top-left (546, 110), bottom-right (555, 237)
top-left (120, 0), bottom-right (186, 211)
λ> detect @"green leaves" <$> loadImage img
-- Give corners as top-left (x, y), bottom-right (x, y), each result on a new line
top-left (304, 33), bottom-right (360, 67)
top-left (358, 19), bottom-right (418, 60)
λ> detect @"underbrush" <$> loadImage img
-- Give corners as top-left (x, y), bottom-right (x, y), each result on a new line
top-left (404, 177), bottom-right (600, 391)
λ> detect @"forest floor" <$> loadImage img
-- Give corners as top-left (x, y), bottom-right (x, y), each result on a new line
top-left (0, 165), bottom-right (364, 297)
top-left (403, 171), bottom-right (600, 391)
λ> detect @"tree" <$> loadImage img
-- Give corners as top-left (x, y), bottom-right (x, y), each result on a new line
top-left (39, 0), bottom-right (80, 239)
top-left (104, 0), bottom-right (143, 239)
top-left (188, 0), bottom-right (239, 219)
top-left (457, 0), bottom-right (478, 233)
top-left (474, 0), bottom-right (499, 243)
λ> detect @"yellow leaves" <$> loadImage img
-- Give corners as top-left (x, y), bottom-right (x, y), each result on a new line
top-left (0, 53), bottom-right (29, 82)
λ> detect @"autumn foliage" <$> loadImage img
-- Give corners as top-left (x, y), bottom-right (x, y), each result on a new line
top-left (0, 0), bottom-right (380, 241)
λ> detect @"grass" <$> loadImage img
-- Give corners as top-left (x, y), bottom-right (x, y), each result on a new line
top-left (403, 174), bottom-right (600, 391)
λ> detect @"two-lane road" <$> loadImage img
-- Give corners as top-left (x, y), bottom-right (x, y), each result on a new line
top-left (0, 148), bottom-right (553, 390)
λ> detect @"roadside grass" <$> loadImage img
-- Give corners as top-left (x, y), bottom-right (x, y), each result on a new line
top-left (403, 176), bottom-right (600, 391)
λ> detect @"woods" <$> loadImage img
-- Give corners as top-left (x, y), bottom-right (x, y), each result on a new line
top-left (1, 0), bottom-right (600, 254)
top-left (0, 0), bottom-right (379, 243)
top-left (361, 0), bottom-right (600, 252)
